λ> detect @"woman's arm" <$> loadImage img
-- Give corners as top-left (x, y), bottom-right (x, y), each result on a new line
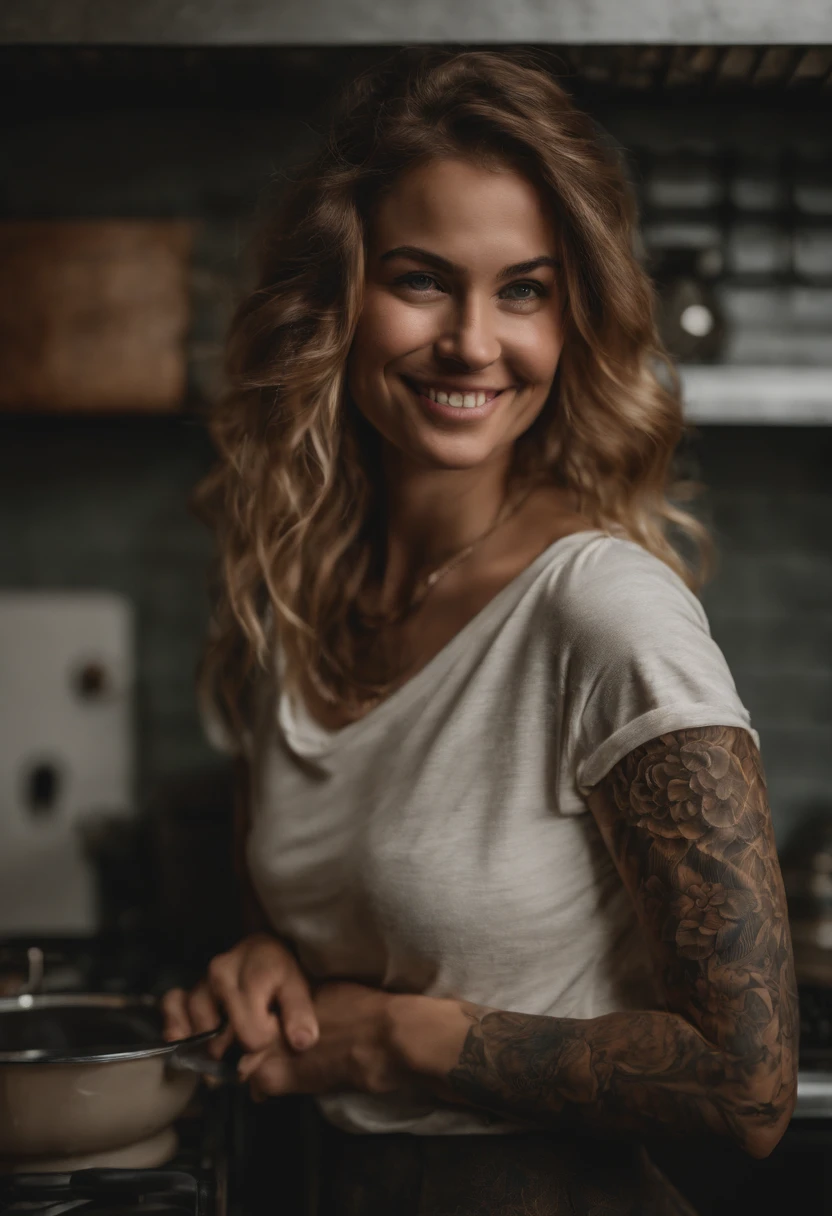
top-left (392, 726), bottom-right (798, 1158)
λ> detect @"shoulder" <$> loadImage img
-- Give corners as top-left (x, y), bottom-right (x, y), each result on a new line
top-left (543, 532), bottom-right (709, 644)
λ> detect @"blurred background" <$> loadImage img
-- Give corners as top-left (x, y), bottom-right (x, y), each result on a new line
top-left (0, 6), bottom-right (831, 1207)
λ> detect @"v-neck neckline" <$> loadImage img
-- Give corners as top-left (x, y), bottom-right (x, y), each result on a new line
top-left (278, 528), bottom-right (609, 758)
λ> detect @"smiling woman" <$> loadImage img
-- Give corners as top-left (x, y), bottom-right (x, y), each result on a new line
top-left (348, 158), bottom-right (564, 472)
top-left (177, 47), bottom-right (797, 1216)
top-left (192, 46), bottom-right (696, 723)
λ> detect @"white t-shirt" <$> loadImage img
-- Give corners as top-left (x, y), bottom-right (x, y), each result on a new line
top-left (209, 529), bottom-right (759, 1136)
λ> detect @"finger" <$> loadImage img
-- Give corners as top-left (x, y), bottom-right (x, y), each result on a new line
top-left (237, 1046), bottom-right (269, 1083)
top-left (206, 1022), bottom-right (236, 1062)
top-left (186, 983), bottom-right (224, 1038)
top-left (206, 952), bottom-right (279, 1052)
top-left (245, 958), bottom-right (318, 1052)
top-left (239, 1047), bottom-right (295, 1099)
top-left (160, 988), bottom-right (191, 1042)
top-left (269, 966), bottom-right (320, 1052)
top-left (216, 956), bottom-right (285, 1052)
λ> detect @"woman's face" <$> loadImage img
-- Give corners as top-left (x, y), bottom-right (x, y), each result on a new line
top-left (347, 156), bottom-right (565, 472)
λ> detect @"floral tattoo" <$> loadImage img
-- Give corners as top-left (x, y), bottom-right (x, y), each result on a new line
top-left (446, 727), bottom-right (798, 1156)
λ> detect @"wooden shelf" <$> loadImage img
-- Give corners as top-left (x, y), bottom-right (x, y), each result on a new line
top-left (681, 366), bottom-right (832, 425)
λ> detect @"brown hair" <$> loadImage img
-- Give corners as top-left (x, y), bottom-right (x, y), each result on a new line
top-left (192, 47), bottom-right (709, 750)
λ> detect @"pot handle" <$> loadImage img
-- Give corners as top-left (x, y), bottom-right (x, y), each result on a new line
top-left (168, 1043), bottom-right (240, 1084)
top-left (167, 1025), bottom-right (241, 1085)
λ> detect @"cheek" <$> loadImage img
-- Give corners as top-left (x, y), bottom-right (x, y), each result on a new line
top-left (515, 312), bottom-right (564, 386)
top-left (351, 290), bottom-right (436, 374)
top-left (347, 294), bottom-right (433, 438)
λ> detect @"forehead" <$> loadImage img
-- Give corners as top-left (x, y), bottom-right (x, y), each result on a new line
top-left (368, 157), bottom-right (557, 267)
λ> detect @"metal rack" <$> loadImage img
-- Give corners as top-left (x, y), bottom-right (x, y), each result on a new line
top-left (631, 143), bottom-right (832, 423)
top-left (680, 365), bottom-right (832, 424)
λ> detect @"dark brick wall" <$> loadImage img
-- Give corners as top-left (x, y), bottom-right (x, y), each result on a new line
top-left (0, 415), bottom-right (218, 802)
top-left (0, 55), bottom-right (829, 843)
top-left (688, 426), bottom-right (832, 842)
top-left (0, 63), bottom-right (321, 806)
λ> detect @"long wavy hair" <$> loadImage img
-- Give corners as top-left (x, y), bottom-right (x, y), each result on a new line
top-left (192, 47), bottom-right (711, 751)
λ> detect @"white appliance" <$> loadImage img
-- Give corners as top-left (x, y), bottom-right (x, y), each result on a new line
top-left (0, 592), bottom-right (135, 935)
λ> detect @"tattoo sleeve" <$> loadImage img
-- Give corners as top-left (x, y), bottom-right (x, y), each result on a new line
top-left (445, 726), bottom-right (799, 1156)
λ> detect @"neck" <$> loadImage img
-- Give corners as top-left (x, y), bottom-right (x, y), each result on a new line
top-left (377, 447), bottom-right (513, 610)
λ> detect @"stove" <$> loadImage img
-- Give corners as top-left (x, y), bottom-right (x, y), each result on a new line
top-left (0, 1079), bottom-right (244, 1216)
top-left (0, 1081), bottom-right (233, 1216)
top-left (0, 936), bottom-right (311, 1216)
top-left (0, 937), bottom-right (244, 1216)
top-left (3, 1168), bottom-right (212, 1216)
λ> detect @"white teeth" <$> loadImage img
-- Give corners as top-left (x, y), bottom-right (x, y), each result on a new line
top-left (421, 385), bottom-right (492, 408)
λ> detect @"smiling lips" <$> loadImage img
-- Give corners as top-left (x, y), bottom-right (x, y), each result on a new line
top-left (405, 378), bottom-right (509, 410)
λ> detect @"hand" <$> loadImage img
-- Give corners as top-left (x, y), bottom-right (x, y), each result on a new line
top-left (160, 933), bottom-right (319, 1061)
top-left (238, 980), bottom-right (413, 1100)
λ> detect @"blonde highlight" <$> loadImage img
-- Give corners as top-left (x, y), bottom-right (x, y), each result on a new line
top-left (192, 48), bottom-right (712, 750)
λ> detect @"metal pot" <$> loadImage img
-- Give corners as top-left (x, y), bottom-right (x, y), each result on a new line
top-left (0, 993), bottom-right (230, 1168)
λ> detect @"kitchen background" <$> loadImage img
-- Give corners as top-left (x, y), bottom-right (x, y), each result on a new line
top-left (2, 48), bottom-right (830, 830)
top-left (0, 33), bottom-right (831, 1213)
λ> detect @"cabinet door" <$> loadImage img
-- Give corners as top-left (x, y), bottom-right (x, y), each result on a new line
top-left (0, 220), bottom-right (191, 412)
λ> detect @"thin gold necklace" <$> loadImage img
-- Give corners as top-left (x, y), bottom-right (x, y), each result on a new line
top-left (309, 487), bottom-right (533, 711)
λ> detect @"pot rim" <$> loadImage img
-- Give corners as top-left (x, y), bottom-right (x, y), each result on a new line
top-left (0, 992), bottom-right (222, 1065)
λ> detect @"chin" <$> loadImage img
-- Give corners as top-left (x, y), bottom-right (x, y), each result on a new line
top-left (407, 437), bottom-right (505, 471)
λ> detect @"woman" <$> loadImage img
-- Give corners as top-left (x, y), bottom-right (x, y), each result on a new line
top-left (163, 48), bottom-right (797, 1214)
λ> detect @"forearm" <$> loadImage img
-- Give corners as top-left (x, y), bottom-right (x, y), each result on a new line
top-left (396, 727), bottom-right (796, 1156)
top-left (392, 996), bottom-right (791, 1157)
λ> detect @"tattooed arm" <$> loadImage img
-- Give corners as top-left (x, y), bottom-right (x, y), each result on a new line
top-left (391, 726), bottom-right (797, 1157)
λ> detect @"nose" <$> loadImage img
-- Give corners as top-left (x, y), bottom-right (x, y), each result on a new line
top-left (433, 292), bottom-right (501, 371)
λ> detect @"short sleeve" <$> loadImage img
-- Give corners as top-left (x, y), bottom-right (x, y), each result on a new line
top-left (554, 536), bottom-right (759, 813)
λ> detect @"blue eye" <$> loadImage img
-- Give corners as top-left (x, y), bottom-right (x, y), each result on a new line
top-left (394, 273), bottom-right (546, 302)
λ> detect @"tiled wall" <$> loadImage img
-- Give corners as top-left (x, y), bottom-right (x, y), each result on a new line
top-left (0, 65), bottom-right (829, 843)
top-left (0, 415), bottom-right (218, 802)
top-left (0, 88), bottom-right (318, 806)
top-left (688, 426), bottom-right (832, 842)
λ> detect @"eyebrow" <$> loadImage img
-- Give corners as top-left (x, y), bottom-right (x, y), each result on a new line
top-left (378, 245), bottom-right (560, 282)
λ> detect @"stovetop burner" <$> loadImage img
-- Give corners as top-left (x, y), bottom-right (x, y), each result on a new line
top-left (1, 1167), bottom-right (206, 1216)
